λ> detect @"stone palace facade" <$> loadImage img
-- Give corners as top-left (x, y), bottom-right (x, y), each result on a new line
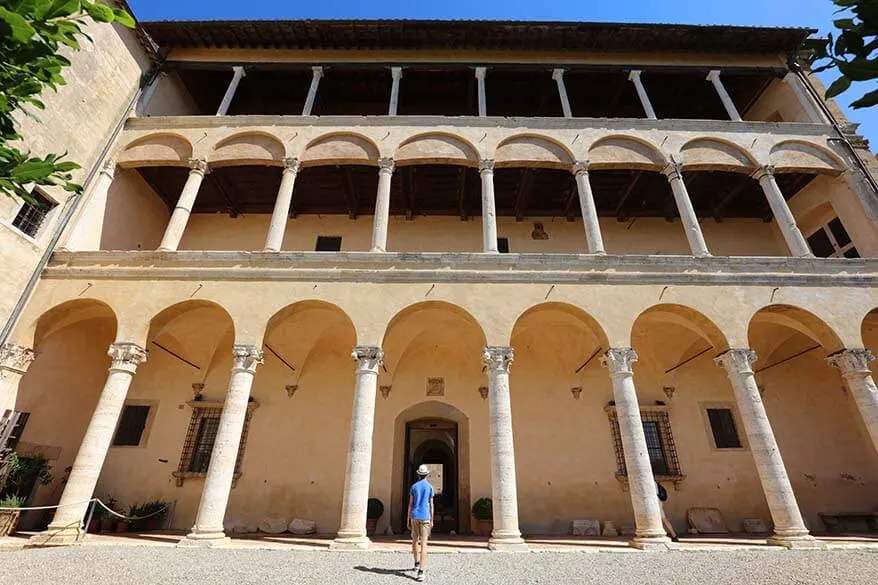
top-left (1, 15), bottom-right (877, 551)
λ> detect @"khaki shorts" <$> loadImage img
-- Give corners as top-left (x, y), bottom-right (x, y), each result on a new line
top-left (411, 519), bottom-right (431, 541)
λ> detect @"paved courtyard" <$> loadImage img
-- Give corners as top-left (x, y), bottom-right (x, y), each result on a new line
top-left (1, 545), bottom-right (877, 585)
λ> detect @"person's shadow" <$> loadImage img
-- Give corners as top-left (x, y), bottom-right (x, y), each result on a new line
top-left (353, 566), bottom-right (416, 580)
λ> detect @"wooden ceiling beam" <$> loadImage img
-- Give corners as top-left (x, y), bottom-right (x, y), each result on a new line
top-left (514, 168), bottom-right (535, 222)
top-left (614, 171), bottom-right (643, 221)
top-left (340, 166), bottom-right (359, 219)
top-left (211, 172), bottom-right (242, 217)
top-left (713, 173), bottom-right (753, 222)
top-left (562, 175), bottom-right (578, 221)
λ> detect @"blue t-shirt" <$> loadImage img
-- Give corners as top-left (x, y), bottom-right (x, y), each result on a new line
top-left (409, 478), bottom-right (435, 521)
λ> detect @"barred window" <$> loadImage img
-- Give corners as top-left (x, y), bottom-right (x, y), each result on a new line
top-left (174, 403), bottom-right (254, 486)
top-left (12, 190), bottom-right (55, 238)
top-left (608, 407), bottom-right (682, 478)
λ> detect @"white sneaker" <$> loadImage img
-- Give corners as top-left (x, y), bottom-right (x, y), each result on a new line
top-left (417, 571), bottom-right (425, 582)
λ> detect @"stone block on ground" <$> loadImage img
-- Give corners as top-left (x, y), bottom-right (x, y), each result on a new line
top-left (742, 518), bottom-right (769, 534)
top-left (686, 508), bottom-right (729, 534)
top-left (570, 519), bottom-right (601, 536)
top-left (258, 517), bottom-right (289, 534)
top-left (601, 521), bottom-right (619, 537)
top-left (288, 518), bottom-right (316, 535)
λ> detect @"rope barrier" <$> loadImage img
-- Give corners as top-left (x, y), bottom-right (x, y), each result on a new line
top-left (0, 497), bottom-right (169, 536)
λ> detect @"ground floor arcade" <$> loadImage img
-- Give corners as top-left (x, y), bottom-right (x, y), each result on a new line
top-left (1, 278), bottom-right (877, 551)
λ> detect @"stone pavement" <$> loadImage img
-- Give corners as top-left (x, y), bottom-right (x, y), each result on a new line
top-left (1, 545), bottom-right (878, 585)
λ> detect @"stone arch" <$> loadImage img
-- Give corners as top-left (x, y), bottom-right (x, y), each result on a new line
top-left (390, 400), bottom-right (472, 534)
top-left (210, 131), bottom-right (286, 167)
top-left (511, 302), bottom-right (609, 349)
top-left (633, 304), bottom-right (730, 353)
top-left (116, 133), bottom-right (193, 168)
top-left (748, 304), bottom-right (845, 356)
top-left (394, 132), bottom-right (480, 167)
top-left (30, 299), bottom-right (118, 349)
top-left (262, 300), bottom-right (358, 383)
top-left (300, 132), bottom-right (380, 166)
top-left (861, 308), bottom-right (878, 350)
top-left (494, 134), bottom-right (574, 169)
top-left (588, 135), bottom-right (667, 170)
top-left (769, 140), bottom-right (845, 174)
top-left (680, 137), bottom-right (758, 172)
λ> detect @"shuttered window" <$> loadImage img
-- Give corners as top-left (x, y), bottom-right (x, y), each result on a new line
top-left (112, 405), bottom-right (151, 446)
top-left (707, 408), bottom-right (742, 449)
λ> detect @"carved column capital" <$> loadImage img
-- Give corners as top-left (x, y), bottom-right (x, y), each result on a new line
top-left (715, 348), bottom-right (758, 374)
top-left (377, 157), bottom-right (395, 173)
top-left (478, 158), bottom-right (495, 174)
top-left (188, 159), bottom-right (209, 175)
top-left (391, 66), bottom-right (403, 80)
top-left (827, 348), bottom-right (875, 376)
top-left (107, 342), bottom-right (148, 373)
top-left (752, 165), bottom-right (776, 182)
top-left (600, 348), bottom-right (638, 375)
top-left (232, 344), bottom-right (264, 373)
top-left (572, 161), bottom-right (589, 176)
top-left (0, 344), bottom-right (36, 375)
top-left (483, 346), bottom-right (514, 373)
top-left (99, 158), bottom-right (117, 179)
top-left (311, 65), bottom-right (324, 78)
top-left (661, 161), bottom-right (684, 181)
top-left (282, 157), bottom-right (301, 173)
top-left (352, 346), bottom-right (384, 371)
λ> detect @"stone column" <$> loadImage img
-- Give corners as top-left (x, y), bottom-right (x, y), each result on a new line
top-left (30, 343), bottom-right (147, 545)
top-left (0, 344), bottom-right (35, 414)
top-left (302, 66), bottom-right (323, 116)
top-left (572, 162), bottom-right (605, 254)
top-left (475, 67), bottom-right (487, 117)
top-left (552, 68), bottom-right (573, 118)
top-left (158, 159), bottom-right (208, 252)
top-left (370, 158), bottom-right (395, 252)
top-left (216, 66), bottom-right (245, 116)
top-left (479, 159), bottom-right (499, 253)
top-left (706, 70), bottom-right (742, 122)
top-left (752, 166), bottom-right (813, 258)
top-left (388, 67), bottom-right (403, 115)
top-left (333, 346), bottom-right (383, 549)
top-left (263, 158), bottom-right (300, 252)
top-left (715, 349), bottom-right (821, 549)
top-left (662, 162), bottom-right (711, 257)
top-left (827, 349), bottom-right (878, 458)
top-left (181, 345), bottom-right (263, 545)
top-left (628, 70), bottom-right (657, 120)
top-left (483, 347), bottom-right (527, 551)
top-left (62, 160), bottom-right (115, 251)
top-left (783, 72), bottom-right (830, 125)
top-left (601, 348), bottom-right (672, 550)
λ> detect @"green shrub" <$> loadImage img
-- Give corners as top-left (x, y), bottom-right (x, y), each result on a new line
top-left (367, 498), bottom-right (384, 520)
top-left (472, 497), bottom-right (492, 520)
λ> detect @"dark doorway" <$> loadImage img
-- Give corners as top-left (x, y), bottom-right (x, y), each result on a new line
top-left (402, 419), bottom-right (459, 533)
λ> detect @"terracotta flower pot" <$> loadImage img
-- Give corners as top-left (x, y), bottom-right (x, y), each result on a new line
top-left (88, 518), bottom-right (101, 533)
top-left (477, 519), bottom-right (493, 536)
top-left (115, 521), bottom-right (128, 533)
top-left (147, 515), bottom-right (163, 531)
top-left (100, 519), bottom-right (114, 533)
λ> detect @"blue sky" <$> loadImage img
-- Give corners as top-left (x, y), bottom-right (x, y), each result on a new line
top-left (127, 0), bottom-right (877, 147)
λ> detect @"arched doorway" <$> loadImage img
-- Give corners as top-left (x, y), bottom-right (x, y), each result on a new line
top-left (402, 418), bottom-right (459, 533)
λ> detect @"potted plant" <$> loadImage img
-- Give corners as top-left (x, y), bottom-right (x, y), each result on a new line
top-left (472, 497), bottom-right (493, 536)
top-left (138, 500), bottom-right (168, 531)
top-left (0, 495), bottom-right (25, 536)
top-left (99, 498), bottom-right (118, 533)
top-left (366, 497), bottom-right (384, 536)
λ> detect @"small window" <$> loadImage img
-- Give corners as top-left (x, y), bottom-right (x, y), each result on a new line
top-left (807, 217), bottom-right (858, 258)
top-left (1, 410), bottom-right (30, 451)
top-left (497, 237), bottom-right (509, 253)
top-left (608, 408), bottom-right (682, 478)
top-left (706, 408), bottom-right (742, 449)
top-left (315, 235), bottom-right (342, 251)
top-left (112, 405), bottom-right (151, 447)
top-left (12, 191), bottom-right (55, 238)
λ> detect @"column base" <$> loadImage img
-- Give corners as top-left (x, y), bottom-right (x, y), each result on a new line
top-left (177, 530), bottom-right (231, 548)
top-left (28, 526), bottom-right (85, 547)
top-left (629, 535), bottom-right (679, 551)
top-left (330, 536), bottom-right (371, 550)
top-left (488, 537), bottom-right (529, 552)
top-left (767, 534), bottom-right (826, 550)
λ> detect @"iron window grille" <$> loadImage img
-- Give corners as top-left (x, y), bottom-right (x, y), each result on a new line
top-left (11, 190), bottom-right (55, 238)
top-left (174, 402), bottom-right (255, 486)
top-left (607, 406), bottom-right (683, 482)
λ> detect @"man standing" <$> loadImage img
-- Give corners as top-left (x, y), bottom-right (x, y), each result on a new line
top-left (408, 464), bottom-right (434, 582)
top-left (656, 480), bottom-right (679, 542)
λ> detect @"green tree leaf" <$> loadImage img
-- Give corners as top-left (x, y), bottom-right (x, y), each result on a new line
top-left (850, 88), bottom-right (878, 108)
top-left (826, 75), bottom-right (853, 98)
top-left (0, 7), bottom-right (37, 42)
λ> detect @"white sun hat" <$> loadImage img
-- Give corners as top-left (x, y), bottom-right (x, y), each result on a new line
top-left (416, 464), bottom-right (430, 476)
